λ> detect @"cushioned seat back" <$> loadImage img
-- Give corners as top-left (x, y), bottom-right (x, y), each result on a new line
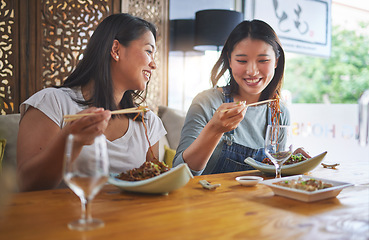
top-left (0, 114), bottom-right (21, 169)
top-left (157, 106), bottom-right (186, 150)
top-left (157, 106), bottom-right (186, 167)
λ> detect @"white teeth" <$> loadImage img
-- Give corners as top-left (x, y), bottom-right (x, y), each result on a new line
top-left (246, 79), bottom-right (260, 83)
top-left (143, 71), bottom-right (151, 79)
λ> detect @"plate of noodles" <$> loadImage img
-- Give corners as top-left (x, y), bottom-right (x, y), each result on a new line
top-left (261, 175), bottom-right (353, 202)
top-left (108, 163), bottom-right (193, 194)
top-left (244, 151), bottom-right (327, 176)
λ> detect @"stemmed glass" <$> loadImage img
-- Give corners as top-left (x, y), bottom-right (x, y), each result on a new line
top-left (265, 125), bottom-right (293, 178)
top-left (63, 134), bottom-right (109, 231)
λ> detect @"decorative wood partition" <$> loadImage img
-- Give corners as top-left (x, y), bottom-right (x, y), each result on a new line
top-left (0, 0), bottom-right (168, 115)
top-left (122, 0), bottom-right (169, 111)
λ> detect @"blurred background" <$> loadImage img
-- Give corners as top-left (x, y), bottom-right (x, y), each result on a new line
top-left (0, 0), bottom-right (368, 179)
top-left (167, 0), bottom-right (369, 164)
top-left (168, 0), bottom-right (368, 110)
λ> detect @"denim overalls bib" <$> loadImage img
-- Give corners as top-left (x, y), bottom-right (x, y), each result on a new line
top-left (211, 86), bottom-right (272, 174)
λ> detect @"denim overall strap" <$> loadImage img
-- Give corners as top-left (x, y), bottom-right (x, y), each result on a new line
top-left (210, 90), bottom-right (273, 174)
top-left (267, 103), bottom-right (272, 126)
top-left (222, 85), bottom-right (233, 103)
top-left (211, 142), bottom-right (266, 174)
top-left (222, 86), bottom-right (234, 145)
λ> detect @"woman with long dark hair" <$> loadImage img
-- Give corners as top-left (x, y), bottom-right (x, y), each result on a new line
top-left (173, 19), bottom-right (289, 175)
top-left (17, 13), bottom-right (166, 191)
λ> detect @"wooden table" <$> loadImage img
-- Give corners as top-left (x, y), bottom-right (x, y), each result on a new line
top-left (1, 158), bottom-right (368, 240)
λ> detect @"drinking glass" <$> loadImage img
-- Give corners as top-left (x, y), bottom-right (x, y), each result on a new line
top-left (63, 134), bottom-right (109, 231)
top-left (265, 125), bottom-right (293, 178)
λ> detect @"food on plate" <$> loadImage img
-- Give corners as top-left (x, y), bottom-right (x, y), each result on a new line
top-left (117, 160), bottom-right (170, 181)
top-left (273, 177), bottom-right (333, 191)
top-left (262, 153), bottom-right (308, 165)
top-left (262, 147), bottom-right (312, 165)
top-left (116, 107), bottom-right (171, 181)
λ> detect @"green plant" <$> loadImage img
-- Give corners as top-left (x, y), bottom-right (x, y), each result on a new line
top-left (284, 22), bottom-right (369, 103)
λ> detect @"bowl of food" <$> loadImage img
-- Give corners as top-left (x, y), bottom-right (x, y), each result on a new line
top-left (109, 162), bottom-right (193, 194)
top-left (244, 151), bottom-right (327, 176)
top-left (235, 176), bottom-right (263, 187)
top-left (261, 175), bottom-right (353, 202)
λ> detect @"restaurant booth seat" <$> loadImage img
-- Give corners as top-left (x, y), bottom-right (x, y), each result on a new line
top-left (0, 114), bottom-right (20, 193)
top-left (157, 106), bottom-right (186, 167)
top-left (0, 106), bottom-right (186, 181)
top-left (0, 114), bottom-right (20, 172)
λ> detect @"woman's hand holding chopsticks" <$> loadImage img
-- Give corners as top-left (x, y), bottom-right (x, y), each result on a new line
top-left (66, 107), bottom-right (111, 145)
top-left (211, 101), bottom-right (248, 133)
top-left (210, 99), bottom-right (277, 134)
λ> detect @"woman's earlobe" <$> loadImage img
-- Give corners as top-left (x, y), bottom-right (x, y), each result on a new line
top-left (111, 40), bottom-right (121, 60)
top-left (110, 51), bottom-right (119, 61)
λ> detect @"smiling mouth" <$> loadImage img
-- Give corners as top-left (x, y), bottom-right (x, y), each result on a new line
top-left (143, 71), bottom-right (151, 80)
top-left (244, 78), bottom-right (261, 84)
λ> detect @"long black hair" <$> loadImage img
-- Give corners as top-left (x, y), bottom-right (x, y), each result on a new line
top-left (211, 19), bottom-right (285, 101)
top-left (60, 13), bottom-right (156, 119)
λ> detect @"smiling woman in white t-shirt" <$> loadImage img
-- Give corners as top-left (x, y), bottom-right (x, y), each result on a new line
top-left (17, 14), bottom-right (166, 192)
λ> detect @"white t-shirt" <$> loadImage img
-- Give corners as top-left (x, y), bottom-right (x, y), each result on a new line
top-left (20, 87), bottom-right (167, 174)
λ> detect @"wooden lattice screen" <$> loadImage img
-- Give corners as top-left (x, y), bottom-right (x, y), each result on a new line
top-left (0, 0), bottom-right (167, 115)
top-left (1, 0), bottom-right (119, 114)
top-left (122, 0), bottom-right (169, 111)
top-left (0, 0), bottom-right (16, 114)
top-left (40, 0), bottom-right (121, 88)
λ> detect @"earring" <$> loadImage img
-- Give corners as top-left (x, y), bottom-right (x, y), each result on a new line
top-left (116, 56), bottom-right (119, 59)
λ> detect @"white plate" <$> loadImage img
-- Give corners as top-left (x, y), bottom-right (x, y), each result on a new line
top-left (244, 151), bottom-right (327, 176)
top-left (235, 176), bottom-right (263, 186)
top-left (108, 163), bottom-right (193, 194)
top-left (261, 175), bottom-right (354, 202)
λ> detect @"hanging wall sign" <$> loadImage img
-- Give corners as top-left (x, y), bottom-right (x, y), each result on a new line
top-left (252, 0), bottom-right (331, 57)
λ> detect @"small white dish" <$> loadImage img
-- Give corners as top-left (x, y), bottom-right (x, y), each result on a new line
top-left (108, 163), bottom-right (193, 194)
top-left (235, 176), bottom-right (263, 186)
top-left (261, 175), bottom-right (354, 202)
top-left (244, 151), bottom-right (327, 176)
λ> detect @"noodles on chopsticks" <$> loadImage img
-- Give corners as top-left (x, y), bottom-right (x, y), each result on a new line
top-left (269, 93), bottom-right (281, 127)
top-left (117, 106), bottom-right (170, 181)
top-left (268, 93), bottom-right (281, 145)
top-left (132, 106), bottom-right (158, 162)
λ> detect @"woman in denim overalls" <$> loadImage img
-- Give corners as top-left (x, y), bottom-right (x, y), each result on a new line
top-left (172, 20), bottom-right (288, 175)
top-left (211, 86), bottom-right (274, 174)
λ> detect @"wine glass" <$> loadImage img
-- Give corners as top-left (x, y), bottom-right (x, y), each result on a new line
top-left (63, 134), bottom-right (109, 231)
top-left (265, 125), bottom-right (293, 178)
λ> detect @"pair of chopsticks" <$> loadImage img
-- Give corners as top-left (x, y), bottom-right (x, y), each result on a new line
top-left (63, 106), bottom-right (149, 122)
top-left (217, 99), bottom-right (276, 113)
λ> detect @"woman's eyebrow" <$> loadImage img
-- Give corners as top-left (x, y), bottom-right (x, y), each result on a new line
top-left (235, 53), bottom-right (270, 57)
top-left (146, 43), bottom-right (156, 50)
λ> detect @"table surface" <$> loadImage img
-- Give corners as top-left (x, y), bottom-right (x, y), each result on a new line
top-left (1, 156), bottom-right (368, 240)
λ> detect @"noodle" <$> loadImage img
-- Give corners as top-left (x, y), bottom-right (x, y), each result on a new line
top-left (274, 177), bottom-right (333, 191)
top-left (117, 161), bottom-right (169, 181)
top-left (268, 94), bottom-right (281, 144)
top-left (269, 93), bottom-right (281, 127)
top-left (132, 106), bottom-right (158, 162)
top-left (262, 153), bottom-right (309, 165)
top-left (117, 106), bottom-right (170, 181)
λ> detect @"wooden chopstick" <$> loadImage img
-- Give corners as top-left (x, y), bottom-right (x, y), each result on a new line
top-left (63, 107), bottom-right (148, 122)
top-left (218, 99), bottom-right (276, 113)
top-left (246, 99), bottom-right (276, 107)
